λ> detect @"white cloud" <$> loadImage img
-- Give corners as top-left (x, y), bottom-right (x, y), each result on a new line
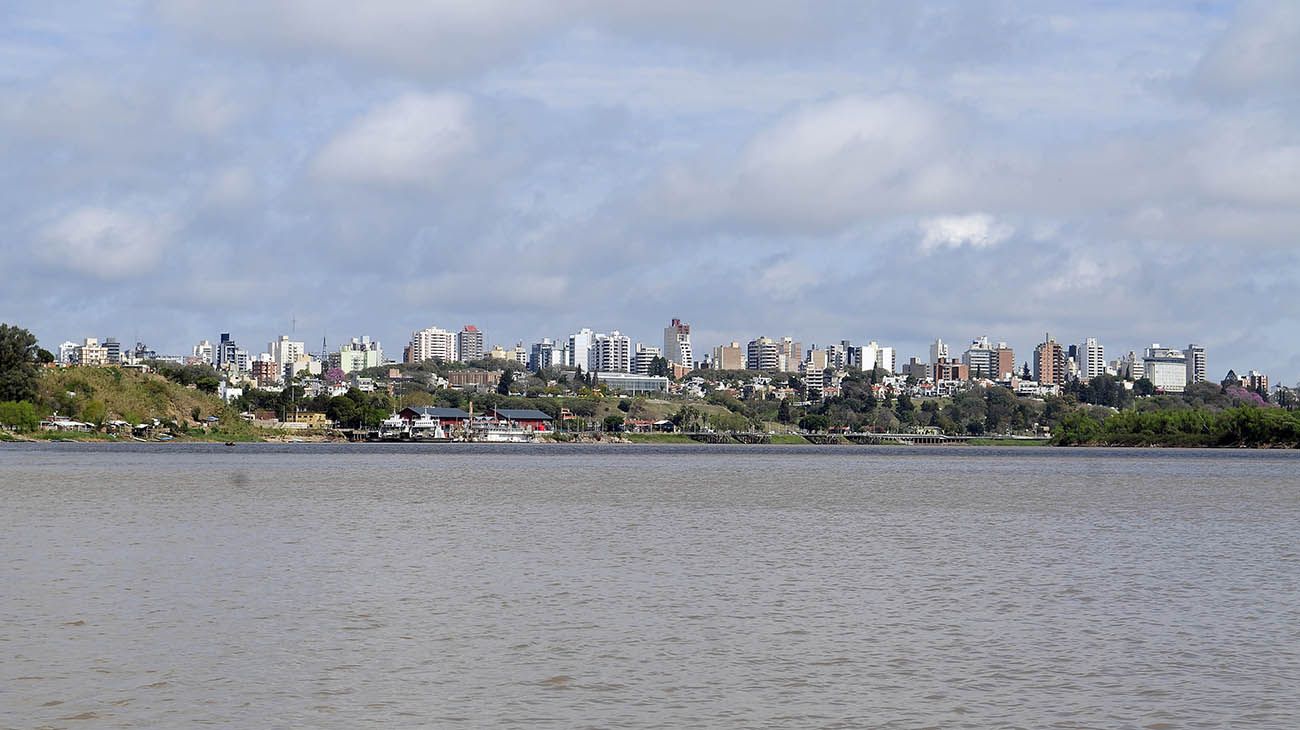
top-left (918, 213), bottom-right (1013, 253)
top-left (1194, 1), bottom-right (1300, 99)
top-left (311, 92), bottom-right (477, 188)
top-left (38, 207), bottom-right (175, 279)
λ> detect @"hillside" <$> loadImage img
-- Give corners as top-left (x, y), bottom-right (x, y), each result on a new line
top-left (38, 366), bottom-right (239, 430)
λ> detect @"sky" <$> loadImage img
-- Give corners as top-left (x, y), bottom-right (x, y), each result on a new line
top-left (2, 1), bottom-right (1299, 379)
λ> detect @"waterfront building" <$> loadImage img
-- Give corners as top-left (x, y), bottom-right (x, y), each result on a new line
top-left (747, 337), bottom-right (781, 371)
top-left (1142, 345), bottom-right (1188, 393)
top-left (663, 319), bottom-right (693, 368)
top-left (408, 326), bottom-right (456, 364)
top-left (1079, 338), bottom-right (1106, 381)
top-left (712, 342), bottom-right (745, 371)
top-left (595, 372), bottom-right (670, 394)
top-left (457, 325), bottom-right (484, 363)
top-left (1184, 344), bottom-right (1207, 385)
top-left (632, 345), bottom-right (662, 376)
top-left (1033, 334), bottom-right (1066, 385)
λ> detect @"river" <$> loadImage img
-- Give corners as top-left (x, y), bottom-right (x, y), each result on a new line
top-left (3, 443), bottom-right (1298, 728)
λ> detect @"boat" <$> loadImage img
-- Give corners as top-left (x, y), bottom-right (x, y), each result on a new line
top-left (472, 422), bottom-right (536, 443)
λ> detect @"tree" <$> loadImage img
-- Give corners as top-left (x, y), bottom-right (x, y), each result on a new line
top-left (82, 400), bottom-right (107, 428)
top-left (799, 414), bottom-right (829, 432)
top-left (603, 414), bottom-right (625, 432)
top-left (777, 397), bottom-right (793, 423)
top-left (0, 401), bottom-right (40, 432)
top-left (648, 356), bottom-right (671, 378)
top-left (1134, 377), bottom-right (1155, 397)
top-left (497, 369), bottom-right (514, 395)
top-left (0, 324), bottom-right (41, 403)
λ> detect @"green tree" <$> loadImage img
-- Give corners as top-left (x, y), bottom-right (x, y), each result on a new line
top-left (648, 356), bottom-right (671, 378)
top-left (497, 369), bottom-right (514, 395)
top-left (82, 400), bottom-right (107, 428)
top-left (0, 401), bottom-right (40, 432)
top-left (0, 324), bottom-right (42, 403)
top-left (777, 397), bottom-right (793, 423)
top-left (1134, 377), bottom-right (1155, 397)
top-left (603, 414), bottom-right (625, 432)
top-left (799, 414), bottom-right (829, 432)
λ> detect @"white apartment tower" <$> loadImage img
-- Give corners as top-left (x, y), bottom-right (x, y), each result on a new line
top-left (662, 318), bottom-right (693, 369)
top-left (929, 338), bottom-right (949, 365)
top-left (1080, 337), bottom-right (1106, 381)
top-left (633, 345), bottom-right (662, 376)
top-left (589, 331), bottom-right (631, 373)
top-left (408, 326), bottom-right (456, 363)
top-left (1184, 344), bottom-right (1206, 385)
top-left (566, 328), bottom-right (594, 371)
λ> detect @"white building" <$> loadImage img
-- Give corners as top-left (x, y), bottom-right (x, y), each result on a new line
top-left (589, 331), bottom-right (631, 373)
top-left (633, 344), bottom-right (662, 376)
top-left (662, 318), bottom-right (693, 368)
top-left (747, 336), bottom-right (781, 371)
top-left (192, 340), bottom-right (214, 364)
top-left (566, 328), bottom-right (594, 371)
top-left (57, 341), bottom-right (79, 365)
top-left (963, 337), bottom-right (996, 379)
top-left (409, 326), bottom-right (456, 363)
top-left (1079, 337), bottom-right (1106, 381)
top-left (268, 335), bottom-right (305, 375)
top-left (595, 372), bottom-right (669, 394)
top-left (929, 338), bottom-right (949, 365)
top-left (1184, 344), bottom-right (1206, 385)
top-left (1143, 345), bottom-right (1188, 393)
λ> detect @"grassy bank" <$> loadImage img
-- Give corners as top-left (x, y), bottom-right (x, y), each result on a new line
top-left (622, 432), bottom-right (699, 444)
top-left (967, 438), bottom-right (1051, 446)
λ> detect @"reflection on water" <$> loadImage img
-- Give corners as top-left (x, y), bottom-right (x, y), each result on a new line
top-left (2, 443), bottom-right (1299, 728)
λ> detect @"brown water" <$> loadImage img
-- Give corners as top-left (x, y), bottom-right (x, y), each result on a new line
top-left (2, 443), bottom-right (1298, 728)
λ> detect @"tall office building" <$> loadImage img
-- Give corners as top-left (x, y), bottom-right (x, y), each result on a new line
top-left (662, 319), bottom-right (693, 368)
top-left (963, 337), bottom-right (996, 379)
top-left (456, 325), bottom-right (484, 363)
top-left (778, 337), bottom-right (802, 372)
top-left (929, 338), bottom-right (949, 365)
top-left (1142, 345), bottom-right (1188, 393)
top-left (529, 339), bottom-right (559, 372)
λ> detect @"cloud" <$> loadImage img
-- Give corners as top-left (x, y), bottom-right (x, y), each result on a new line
top-left (918, 214), bottom-right (1013, 253)
top-left (1194, 1), bottom-right (1300, 100)
top-left (37, 207), bottom-right (176, 279)
top-left (311, 92), bottom-right (478, 188)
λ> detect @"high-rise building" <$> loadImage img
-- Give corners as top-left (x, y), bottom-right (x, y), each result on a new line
top-left (662, 319), bottom-right (693, 369)
top-left (632, 344), bottom-right (662, 376)
top-left (512, 343), bottom-right (528, 367)
top-left (1143, 345), bottom-right (1188, 393)
top-left (102, 337), bottom-right (121, 365)
top-left (929, 338), bottom-right (949, 365)
top-left (336, 336), bottom-right (383, 374)
top-left (57, 341), bottom-right (79, 365)
top-left (712, 342), bottom-right (745, 370)
top-left (529, 339), bottom-right (559, 372)
top-left (1115, 351), bottom-right (1145, 381)
top-left (875, 345), bottom-right (896, 374)
top-left (269, 335), bottom-right (305, 370)
top-left (994, 343), bottom-right (1016, 379)
top-left (1033, 334), bottom-right (1066, 385)
top-left (746, 337), bottom-right (781, 371)
top-left (76, 338), bottom-right (108, 367)
top-left (216, 333), bottom-right (238, 370)
top-left (457, 326), bottom-right (484, 363)
top-left (1079, 338), bottom-right (1106, 381)
top-left (1184, 344), bottom-right (1206, 385)
top-left (566, 328), bottom-right (594, 371)
top-left (1245, 370), bottom-right (1269, 394)
top-left (963, 337), bottom-right (996, 379)
top-left (192, 340), bottom-right (214, 364)
top-left (408, 326), bottom-right (456, 363)
top-left (778, 337), bottom-right (802, 372)
top-left (589, 331), bottom-right (631, 373)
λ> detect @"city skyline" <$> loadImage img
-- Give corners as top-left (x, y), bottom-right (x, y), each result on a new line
top-left (3, 2), bottom-right (1299, 377)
